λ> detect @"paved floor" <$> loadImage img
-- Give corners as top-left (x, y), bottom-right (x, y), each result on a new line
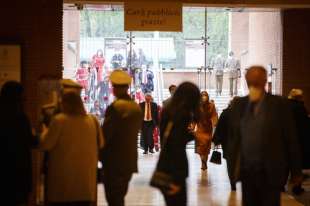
top-left (98, 149), bottom-right (303, 206)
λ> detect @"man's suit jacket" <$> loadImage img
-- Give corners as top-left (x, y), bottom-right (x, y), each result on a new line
top-left (226, 94), bottom-right (302, 187)
top-left (101, 95), bottom-right (143, 175)
top-left (140, 102), bottom-right (159, 126)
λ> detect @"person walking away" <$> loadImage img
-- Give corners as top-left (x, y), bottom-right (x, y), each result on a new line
top-left (213, 97), bottom-right (239, 191)
top-left (288, 88), bottom-right (310, 194)
top-left (152, 82), bottom-right (201, 206)
top-left (1, 81), bottom-right (34, 206)
top-left (227, 66), bottom-right (302, 206)
top-left (162, 84), bottom-right (177, 108)
top-left (212, 54), bottom-right (225, 96)
top-left (195, 91), bottom-right (218, 170)
top-left (140, 93), bottom-right (159, 154)
top-left (40, 91), bottom-right (104, 206)
top-left (225, 51), bottom-right (240, 97)
top-left (100, 70), bottom-right (143, 206)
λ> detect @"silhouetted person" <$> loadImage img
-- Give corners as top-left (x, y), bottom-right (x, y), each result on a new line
top-left (101, 70), bottom-right (142, 206)
top-left (140, 93), bottom-right (159, 154)
top-left (227, 66), bottom-right (302, 206)
top-left (225, 51), bottom-right (240, 97)
top-left (40, 91), bottom-right (104, 206)
top-left (212, 54), bottom-right (225, 96)
top-left (288, 89), bottom-right (310, 194)
top-left (153, 82), bottom-right (201, 206)
top-left (213, 96), bottom-right (239, 191)
top-left (162, 84), bottom-right (177, 109)
top-left (1, 81), bottom-right (34, 206)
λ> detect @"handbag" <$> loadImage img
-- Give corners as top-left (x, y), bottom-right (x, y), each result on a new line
top-left (210, 146), bottom-right (222, 165)
top-left (150, 121), bottom-right (174, 192)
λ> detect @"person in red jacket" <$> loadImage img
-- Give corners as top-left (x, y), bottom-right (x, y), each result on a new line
top-left (92, 49), bottom-right (105, 83)
top-left (76, 61), bottom-right (89, 92)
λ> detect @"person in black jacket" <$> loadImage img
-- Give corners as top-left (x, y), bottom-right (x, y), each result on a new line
top-left (227, 66), bottom-right (302, 206)
top-left (101, 70), bottom-right (143, 206)
top-left (140, 93), bottom-right (159, 154)
top-left (1, 81), bottom-right (34, 206)
top-left (288, 89), bottom-right (310, 194)
top-left (154, 82), bottom-right (201, 206)
top-left (213, 96), bottom-right (239, 191)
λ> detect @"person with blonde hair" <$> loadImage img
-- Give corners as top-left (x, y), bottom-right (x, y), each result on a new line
top-left (40, 90), bottom-right (104, 206)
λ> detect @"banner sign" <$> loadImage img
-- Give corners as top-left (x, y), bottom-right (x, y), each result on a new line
top-left (124, 2), bottom-right (182, 32)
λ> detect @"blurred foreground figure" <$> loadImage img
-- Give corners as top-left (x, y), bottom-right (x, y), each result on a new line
top-left (151, 82), bottom-right (201, 206)
top-left (227, 66), bottom-right (302, 206)
top-left (195, 91), bottom-right (218, 170)
top-left (101, 70), bottom-right (142, 206)
top-left (1, 81), bottom-right (34, 206)
top-left (213, 96), bottom-right (239, 191)
top-left (288, 89), bottom-right (310, 194)
top-left (40, 91), bottom-right (104, 206)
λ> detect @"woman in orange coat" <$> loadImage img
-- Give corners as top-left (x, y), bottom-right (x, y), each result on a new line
top-left (195, 91), bottom-right (218, 170)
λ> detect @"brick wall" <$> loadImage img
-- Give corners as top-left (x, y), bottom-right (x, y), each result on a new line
top-left (0, 0), bottom-right (63, 125)
top-left (282, 9), bottom-right (310, 111)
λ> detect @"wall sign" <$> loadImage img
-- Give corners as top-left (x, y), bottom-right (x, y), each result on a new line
top-left (124, 2), bottom-right (182, 32)
top-left (0, 45), bottom-right (21, 88)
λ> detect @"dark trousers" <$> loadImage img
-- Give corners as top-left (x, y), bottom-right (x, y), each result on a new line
top-left (162, 181), bottom-right (187, 206)
top-left (141, 121), bottom-right (155, 152)
top-left (241, 169), bottom-right (281, 206)
top-left (216, 75), bottom-right (223, 95)
top-left (48, 202), bottom-right (95, 206)
top-left (229, 78), bottom-right (238, 96)
top-left (103, 173), bottom-right (132, 206)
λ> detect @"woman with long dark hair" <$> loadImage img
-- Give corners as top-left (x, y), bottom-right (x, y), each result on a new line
top-left (152, 82), bottom-right (201, 206)
top-left (1, 81), bottom-right (34, 206)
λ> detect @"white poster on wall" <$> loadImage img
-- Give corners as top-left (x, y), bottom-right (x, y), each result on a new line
top-left (185, 40), bottom-right (204, 68)
top-left (0, 45), bottom-right (21, 88)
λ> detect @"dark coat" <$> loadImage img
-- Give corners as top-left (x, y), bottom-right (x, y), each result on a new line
top-left (213, 107), bottom-right (231, 159)
top-left (101, 95), bottom-right (143, 175)
top-left (226, 94), bottom-right (302, 187)
top-left (1, 99), bottom-right (33, 204)
top-left (288, 99), bottom-right (310, 169)
top-left (139, 102), bottom-right (159, 126)
top-left (156, 109), bottom-right (194, 183)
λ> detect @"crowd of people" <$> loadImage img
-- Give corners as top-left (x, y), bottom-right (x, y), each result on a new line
top-left (3, 64), bottom-right (310, 206)
top-left (75, 49), bottom-right (155, 124)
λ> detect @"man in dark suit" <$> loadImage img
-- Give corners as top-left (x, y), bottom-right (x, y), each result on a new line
top-left (140, 93), bottom-right (159, 154)
top-left (162, 84), bottom-right (177, 109)
top-left (101, 70), bottom-right (143, 206)
top-left (226, 66), bottom-right (302, 206)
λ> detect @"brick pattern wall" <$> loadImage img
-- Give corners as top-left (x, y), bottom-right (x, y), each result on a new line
top-left (282, 9), bottom-right (310, 111)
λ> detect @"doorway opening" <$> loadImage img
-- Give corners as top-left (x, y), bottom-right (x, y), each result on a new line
top-left (63, 4), bottom-right (282, 121)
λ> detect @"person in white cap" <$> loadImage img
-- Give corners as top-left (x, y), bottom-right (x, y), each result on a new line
top-left (100, 70), bottom-right (143, 206)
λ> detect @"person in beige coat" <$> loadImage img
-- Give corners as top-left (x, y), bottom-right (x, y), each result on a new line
top-left (40, 91), bottom-right (104, 206)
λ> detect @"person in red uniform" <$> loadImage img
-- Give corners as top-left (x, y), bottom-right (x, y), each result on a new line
top-left (76, 61), bottom-right (89, 92)
top-left (92, 49), bottom-right (105, 83)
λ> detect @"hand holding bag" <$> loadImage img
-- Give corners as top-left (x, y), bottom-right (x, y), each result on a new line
top-left (210, 146), bottom-right (222, 165)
